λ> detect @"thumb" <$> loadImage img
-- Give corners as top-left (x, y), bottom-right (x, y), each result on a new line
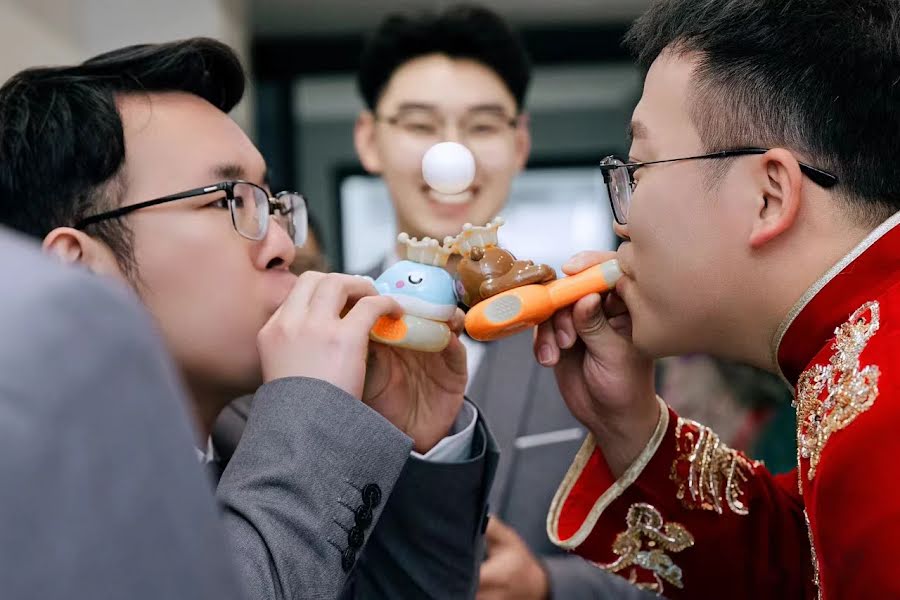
top-left (571, 292), bottom-right (610, 340)
top-left (485, 516), bottom-right (516, 546)
top-left (439, 333), bottom-right (468, 377)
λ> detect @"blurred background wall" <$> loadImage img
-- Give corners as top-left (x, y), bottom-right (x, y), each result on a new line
top-left (0, 0), bottom-right (253, 133)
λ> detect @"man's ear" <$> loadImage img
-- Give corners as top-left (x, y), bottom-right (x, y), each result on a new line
top-left (354, 110), bottom-right (382, 174)
top-left (512, 112), bottom-right (532, 172)
top-left (748, 148), bottom-right (804, 249)
top-left (43, 227), bottom-right (122, 277)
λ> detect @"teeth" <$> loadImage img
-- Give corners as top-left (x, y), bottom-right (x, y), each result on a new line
top-left (429, 189), bottom-right (473, 205)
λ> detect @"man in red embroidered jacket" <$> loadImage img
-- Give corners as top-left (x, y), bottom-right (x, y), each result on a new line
top-left (533, 1), bottom-right (900, 598)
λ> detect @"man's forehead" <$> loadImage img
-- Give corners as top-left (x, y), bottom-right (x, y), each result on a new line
top-left (629, 50), bottom-right (703, 150)
top-left (377, 55), bottom-right (516, 112)
top-left (116, 92), bottom-right (267, 189)
top-left (649, 48), bottom-right (699, 85)
top-left (117, 91), bottom-right (219, 128)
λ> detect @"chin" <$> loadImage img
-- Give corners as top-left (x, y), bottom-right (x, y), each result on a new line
top-left (630, 321), bottom-right (671, 359)
top-left (419, 219), bottom-right (466, 241)
top-left (629, 327), bottom-right (654, 357)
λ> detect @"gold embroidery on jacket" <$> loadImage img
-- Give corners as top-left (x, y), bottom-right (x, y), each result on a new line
top-left (804, 510), bottom-right (822, 599)
top-left (670, 418), bottom-right (761, 515)
top-left (795, 301), bottom-right (880, 483)
top-left (599, 503), bottom-right (694, 594)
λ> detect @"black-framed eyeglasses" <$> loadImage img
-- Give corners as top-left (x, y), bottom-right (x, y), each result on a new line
top-left (376, 107), bottom-right (519, 141)
top-left (598, 148), bottom-right (839, 225)
top-left (75, 180), bottom-right (308, 246)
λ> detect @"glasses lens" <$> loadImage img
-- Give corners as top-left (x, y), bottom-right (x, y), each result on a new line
top-left (275, 192), bottom-right (308, 247)
top-left (461, 111), bottom-right (517, 139)
top-left (391, 109), bottom-right (441, 138)
top-left (232, 182), bottom-right (269, 240)
top-left (601, 157), bottom-right (631, 224)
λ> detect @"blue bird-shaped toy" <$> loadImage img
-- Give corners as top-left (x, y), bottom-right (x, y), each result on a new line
top-left (374, 260), bottom-right (457, 320)
top-left (369, 235), bottom-right (458, 352)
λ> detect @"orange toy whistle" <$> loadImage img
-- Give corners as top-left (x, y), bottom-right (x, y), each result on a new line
top-left (464, 259), bottom-right (623, 342)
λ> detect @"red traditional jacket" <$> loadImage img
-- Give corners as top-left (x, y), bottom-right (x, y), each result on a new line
top-left (546, 212), bottom-right (900, 599)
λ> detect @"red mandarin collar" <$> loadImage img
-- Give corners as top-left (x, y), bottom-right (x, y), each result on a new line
top-left (776, 212), bottom-right (900, 385)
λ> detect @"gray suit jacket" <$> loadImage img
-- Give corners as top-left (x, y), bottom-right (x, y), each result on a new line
top-left (215, 387), bottom-right (497, 600)
top-left (213, 390), bottom-right (497, 599)
top-left (469, 331), bottom-right (659, 600)
top-left (215, 256), bottom-right (498, 600)
top-left (0, 229), bottom-right (243, 600)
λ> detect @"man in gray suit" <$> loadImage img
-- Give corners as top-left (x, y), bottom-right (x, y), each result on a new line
top-left (0, 39), bottom-right (494, 599)
top-left (0, 228), bottom-right (243, 600)
top-left (220, 6), bottom-right (656, 599)
top-left (352, 7), bottom-right (657, 599)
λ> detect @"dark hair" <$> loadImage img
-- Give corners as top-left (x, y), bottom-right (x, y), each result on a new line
top-left (0, 37), bottom-right (245, 277)
top-left (357, 4), bottom-right (531, 111)
top-left (625, 0), bottom-right (900, 225)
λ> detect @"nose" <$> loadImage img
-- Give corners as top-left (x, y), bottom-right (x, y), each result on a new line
top-left (254, 215), bottom-right (297, 270)
top-left (443, 121), bottom-right (463, 144)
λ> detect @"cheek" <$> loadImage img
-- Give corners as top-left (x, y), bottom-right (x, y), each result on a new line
top-left (132, 219), bottom-right (258, 329)
top-left (629, 188), bottom-right (708, 295)
top-left (378, 138), bottom-right (427, 181)
top-left (472, 140), bottom-right (518, 177)
top-left (140, 246), bottom-right (264, 376)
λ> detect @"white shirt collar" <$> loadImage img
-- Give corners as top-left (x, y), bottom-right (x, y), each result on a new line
top-left (195, 436), bottom-right (216, 465)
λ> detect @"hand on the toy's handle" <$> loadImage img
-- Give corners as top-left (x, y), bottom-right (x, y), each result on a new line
top-left (258, 272), bottom-right (402, 398)
top-left (463, 258), bottom-right (622, 342)
top-left (364, 307), bottom-right (467, 452)
top-left (535, 251), bottom-right (658, 478)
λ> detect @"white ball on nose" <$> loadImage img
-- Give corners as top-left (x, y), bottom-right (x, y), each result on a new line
top-left (422, 142), bottom-right (476, 196)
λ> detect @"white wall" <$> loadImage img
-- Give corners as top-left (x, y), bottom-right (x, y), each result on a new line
top-left (0, 0), bottom-right (253, 133)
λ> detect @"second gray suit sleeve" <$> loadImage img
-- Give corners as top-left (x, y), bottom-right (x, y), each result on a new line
top-left (543, 554), bottom-right (662, 600)
top-left (346, 412), bottom-right (499, 600)
top-left (216, 377), bottom-right (415, 600)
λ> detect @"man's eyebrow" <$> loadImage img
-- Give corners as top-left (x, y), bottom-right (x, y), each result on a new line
top-left (395, 102), bottom-right (438, 113)
top-left (211, 164), bottom-right (269, 189)
top-left (212, 163), bottom-right (245, 181)
top-left (628, 119), bottom-right (649, 142)
top-left (466, 103), bottom-right (510, 114)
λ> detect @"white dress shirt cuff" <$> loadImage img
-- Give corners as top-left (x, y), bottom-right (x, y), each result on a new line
top-left (410, 400), bottom-right (478, 463)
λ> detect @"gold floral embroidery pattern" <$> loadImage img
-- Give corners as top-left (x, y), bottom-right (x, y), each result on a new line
top-left (670, 418), bottom-right (761, 515)
top-left (795, 301), bottom-right (880, 483)
top-left (599, 503), bottom-right (694, 594)
top-left (804, 510), bottom-right (821, 599)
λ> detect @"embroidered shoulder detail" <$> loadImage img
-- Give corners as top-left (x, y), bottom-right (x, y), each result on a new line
top-left (598, 503), bottom-right (694, 594)
top-left (669, 418), bottom-right (761, 515)
top-left (796, 301), bottom-right (881, 483)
